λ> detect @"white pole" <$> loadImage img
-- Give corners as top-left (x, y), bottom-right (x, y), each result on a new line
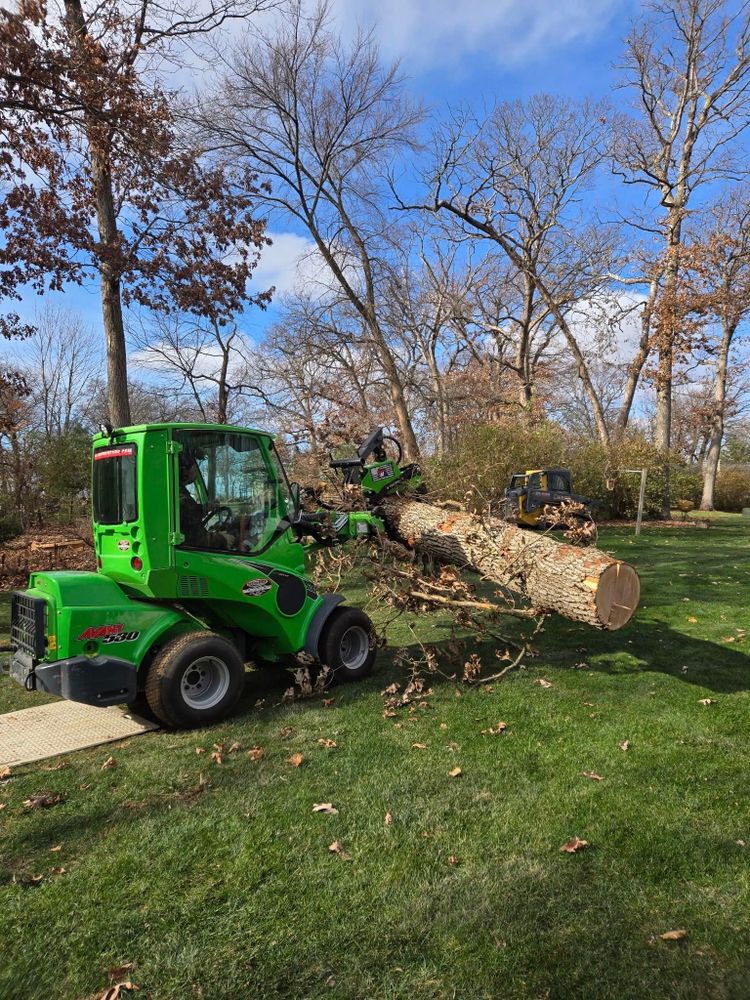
top-left (635, 468), bottom-right (647, 536)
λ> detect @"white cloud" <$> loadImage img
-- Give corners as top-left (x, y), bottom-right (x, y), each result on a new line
top-left (331, 0), bottom-right (621, 71)
top-left (253, 230), bottom-right (362, 304)
top-left (565, 291), bottom-right (646, 364)
top-left (252, 230), bottom-right (342, 300)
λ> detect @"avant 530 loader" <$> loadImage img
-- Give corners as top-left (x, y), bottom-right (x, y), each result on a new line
top-left (9, 423), bottom-right (420, 728)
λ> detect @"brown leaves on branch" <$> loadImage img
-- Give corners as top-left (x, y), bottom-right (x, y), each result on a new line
top-left (0, 0), bottom-right (270, 326)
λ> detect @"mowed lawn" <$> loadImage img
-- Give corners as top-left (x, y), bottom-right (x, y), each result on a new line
top-left (1, 518), bottom-right (749, 1000)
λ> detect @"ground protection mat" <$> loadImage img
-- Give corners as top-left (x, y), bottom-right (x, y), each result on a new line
top-left (0, 700), bottom-right (158, 767)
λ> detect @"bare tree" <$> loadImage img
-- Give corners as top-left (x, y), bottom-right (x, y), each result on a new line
top-left (131, 314), bottom-right (260, 424)
top-left (27, 306), bottom-right (99, 437)
top-left (667, 194), bottom-right (750, 507)
top-left (615, 0), bottom-right (750, 512)
top-left (198, 0), bottom-right (425, 459)
top-left (421, 95), bottom-right (616, 444)
top-left (382, 231), bottom-right (475, 454)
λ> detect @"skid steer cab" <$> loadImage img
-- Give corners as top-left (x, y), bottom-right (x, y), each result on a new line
top-left (503, 468), bottom-right (597, 529)
top-left (8, 423), bottom-right (400, 729)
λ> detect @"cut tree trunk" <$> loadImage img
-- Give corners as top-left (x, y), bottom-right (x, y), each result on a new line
top-left (379, 496), bottom-right (639, 631)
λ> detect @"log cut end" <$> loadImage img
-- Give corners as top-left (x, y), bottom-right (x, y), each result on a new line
top-left (594, 562), bottom-right (641, 630)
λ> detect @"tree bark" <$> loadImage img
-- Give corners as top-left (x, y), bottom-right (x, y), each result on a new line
top-left (63, 0), bottom-right (131, 427)
top-left (379, 495), bottom-right (640, 631)
top-left (700, 317), bottom-right (736, 510)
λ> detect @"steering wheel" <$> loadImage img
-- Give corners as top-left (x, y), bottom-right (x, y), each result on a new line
top-left (202, 505), bottom-right (233, 530)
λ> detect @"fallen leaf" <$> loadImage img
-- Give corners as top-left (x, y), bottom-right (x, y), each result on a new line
top-left (107, 963), bottom-right (135, 982)
top-left (412, 742), bottom-right (427, 750)
top-left (278, 726), bottom-right (296, 739)
top-left (312, 802), bottom-right (339, 815)
top-left (317, 738), bottom-right (337, 748)
top-left (482, 721), bottom-right (508, 735)
top-left (50, 845), bottom-right (62, 852)
top-left (383, 709), bottom-right (397, 718)
top-left (698, 698), bottom-right (714, 706)
top-left (287, 753), bottom-right (304, 768)
top-left (535, 678), bottom-right (553, 689)
top-left (254, 698), bottom-right (265, 708)
top-left (582, 701), bottom-right (594, 707)
top-left (228, 742), bottom-right (241, 753)
top-left (41, 761), bottom-right (69, 771)
top-left (382, 683), bottom-right (400, 695)
top-left (322, 698), bottom-right (335, 708)
top-left (582, 771), bottom-right (604, 781)
top-left (101, 756), bottom-right (117, 771)
top-left (660, 929), bottom-right (687, 941)
top-left (210, 751), bottom-right (222, 765)
top-left (23, 793), bottom-right (64, 810)
top-left (439, 723), bottom-right (448, 730)
top-left (559, 836), bottom-right (589, 853)
top-left (384, 811), bottom-right (393, 826)
top-left (195, 747), bottom-right (205, 755)
top-left (420, 831), bottom-right (432, 838)
top-left (328, 840), bottom-right (351, 860)
top-left (720, 636), bottom-right (736, 643)
top-left (0, 803), bottom-right (6, 810)
top-left (448, 767), bottom-right (462, 778)
top-left (447, 855), bottom-right (461, 866)
top-left (687, 616), bottom-right (698, 624)
top-left (98, 983), bottom-right (140, 1000)
top-left (736, 839), bottom-right (746, 847)
top-left (0, 767), bottom-right (11, 780)
top-left (618, 740), bottom-right (631, 751)
top-left (50, 866), bottom-right (66, 876)
top-left (247, 747), bottom-right (265, 762)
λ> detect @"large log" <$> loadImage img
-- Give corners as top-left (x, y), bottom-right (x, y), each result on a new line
top-left (378, 496), bottom-right (639, 630)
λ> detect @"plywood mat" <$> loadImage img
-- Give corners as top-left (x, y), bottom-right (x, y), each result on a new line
top-left (0, 700), bottom-right (158, 767)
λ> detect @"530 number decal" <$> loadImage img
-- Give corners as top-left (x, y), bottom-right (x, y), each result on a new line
top-left (102, 631), bottom-right (140, 644)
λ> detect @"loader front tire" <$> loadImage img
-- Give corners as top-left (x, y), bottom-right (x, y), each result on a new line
top-left (318, 607), bottom-right (376, 682)
top-left (144, 631), bottom-right (246, 728)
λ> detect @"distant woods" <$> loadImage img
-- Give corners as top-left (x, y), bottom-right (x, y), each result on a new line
top-left (2, 0), bottom-right (750, 522)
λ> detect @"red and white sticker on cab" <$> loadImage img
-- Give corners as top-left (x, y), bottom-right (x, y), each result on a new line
top-left (94, 446), bottom-right (135, 460)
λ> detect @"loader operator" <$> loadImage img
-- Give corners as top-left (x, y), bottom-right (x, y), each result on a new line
top-left (178, 452), bottom-right (236, 551)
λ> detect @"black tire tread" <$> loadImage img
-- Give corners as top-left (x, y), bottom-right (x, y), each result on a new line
top-left (144, 630), bottom-right (242, 728)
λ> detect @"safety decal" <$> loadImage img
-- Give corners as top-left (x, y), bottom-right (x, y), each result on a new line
top-left (242, 579), bottom-right (273, 598)
top-left (371, 463), bottom-right (393, 481)
top-left (117, 539), bottom-right (131, 551)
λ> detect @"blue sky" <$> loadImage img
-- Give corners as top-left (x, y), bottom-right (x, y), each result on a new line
top-left (10, 0), bottom-right (643, 361)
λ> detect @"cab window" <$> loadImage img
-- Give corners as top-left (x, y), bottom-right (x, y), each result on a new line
top-left (548, 473), bottom-right (570, 492)
top-left (526, 473), bottom-right (541, 491)
top-left (174, 430), bottom-right (291, 555)
top-left (93, 444), bottom-right (138, 524)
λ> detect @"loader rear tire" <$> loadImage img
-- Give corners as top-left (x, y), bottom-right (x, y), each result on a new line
top-left (144, 631), bottom-right (246, 729)
top-left (318, 607), bottom-right (376, 682)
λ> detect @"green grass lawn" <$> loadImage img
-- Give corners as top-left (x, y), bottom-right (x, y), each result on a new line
top-left (1, 519), bottom-right (749, 1000)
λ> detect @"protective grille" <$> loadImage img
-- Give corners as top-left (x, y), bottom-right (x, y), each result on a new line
top-left (11, 593), bottom-right (47, 661)
top-left (177, 575), bottom-right (209, 598)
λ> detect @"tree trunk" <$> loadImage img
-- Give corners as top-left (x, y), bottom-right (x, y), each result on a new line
top-left (700, 317), bottom-right (736, 511)
top-left (63, 0), bottom-right (131, 428)
top-left (617, 274), bottom-right (658, 433)
top-left (379, 495), bottom-right (639, 631)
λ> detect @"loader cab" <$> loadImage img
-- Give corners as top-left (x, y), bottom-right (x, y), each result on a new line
top-left (92, 423), bottom-right (302, 598)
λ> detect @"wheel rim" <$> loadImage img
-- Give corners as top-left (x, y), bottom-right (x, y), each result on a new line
top-left (180, 656), bottom-right (231, 710)
top-left (339, 625), bottom-right (370, 670)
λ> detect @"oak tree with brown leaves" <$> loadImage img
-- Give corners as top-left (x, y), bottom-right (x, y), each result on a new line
top-left (0, 0), bottom-right (273, 425)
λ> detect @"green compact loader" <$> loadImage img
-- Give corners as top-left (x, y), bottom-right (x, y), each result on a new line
top-left (8, 423), bottom-right (420, 728)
